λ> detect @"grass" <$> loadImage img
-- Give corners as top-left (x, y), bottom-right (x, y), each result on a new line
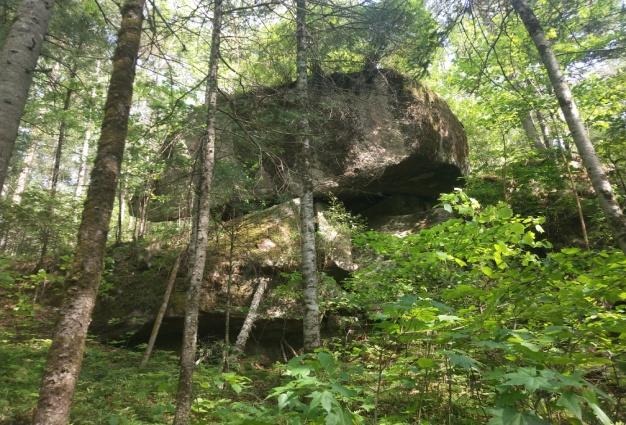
top-left (0, 333), bottom-right (187, 424)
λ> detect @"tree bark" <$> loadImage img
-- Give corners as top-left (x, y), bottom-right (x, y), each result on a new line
top-left (116, 179), bottom-right (125, 244)
top-left (520, 111), bottom-right (545, 151)
top-left (50, 85), bottom-right (74, 195)
top-left (295, 0), bottom-right (321, 352)
top-left (36, 84), bottom-right (74, 270)
top-left (74, 125), bottom-right (92, 198)
top-left (173, 0), bottom-right (222, 422)
top-left (535, 110), bottom-right (551, 148)
top-left (74, 83), bottom-right (98, 199)
top-left (11, 139), bottom-right (37, 204)
top-left (234, 276), bottom-right (270, 353)
top-left (32, 1), bottom-right (145, 423)
top-left (511, 0), bottom-right (626, 253)
top-left (0, 0), bottom-right (55, 192)
top-left (140, 252), bottom-right (182, 368)
top-left (222, 222), bottom-right (235, 371)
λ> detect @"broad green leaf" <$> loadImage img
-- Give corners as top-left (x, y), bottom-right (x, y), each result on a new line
top-left (589, 402), bottom-right (614, 425)
top-left (557, 392), bottom-right (582, 420)
top-left (501, 368), bottom-right (550, 392)
top-left (320, 390), bottom-right (334, 413)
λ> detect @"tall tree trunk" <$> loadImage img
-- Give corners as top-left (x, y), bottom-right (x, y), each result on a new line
top-left (511, 0), bottom-right (626, 253)
top-left (222, 222), bottom-right (235, 372)
top-left (116, 178), bottom-right (125, 244)
top-left (535, 110), bottom-right (551, 148)
top-left (32, 1), bottom-right (145, 423)
top-left (549, 114), bottom-right (590, 249)
top-left (234, 276), bottom-right (270, 353)
top-left (74, 126), bottom-right (92, 198)
top-left (561, 149), bottom-right (590, 249)
top-left (36, 84), bottom-right (74, 270)
top-left (0, 0), bottom-right (55, 192)
top-left (11, 140), bottom-right (37, 204)
top-left (50, 85), bottom-right (74, 195)
top-left (173, 0), bottom-right (222, 422)
top-left (74, 82), bottom-right (98, 199)
top-left (295, 0), bottom-right (321, 352)
top-left (520, 111), bottom-right (545, 151)
top-left (140, 252), bottom-right (182, 368)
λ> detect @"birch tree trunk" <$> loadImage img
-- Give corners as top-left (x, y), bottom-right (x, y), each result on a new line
top-left (511, 0), bottom-right (626, 253)
top-left (32, 1), bottom-right (145, 423)
top-left (0, 0), bottom-right (55, 192)
top-left (520, 112), bottom-right (545, 151)
top-left (173, 0), bottom-right (222, 422)
top-left (140, 252), bottom-right (182, 368)
top-left (295, 0), bottom-right (321, 352)
top-left (234, 276), bottom-right (270, 353)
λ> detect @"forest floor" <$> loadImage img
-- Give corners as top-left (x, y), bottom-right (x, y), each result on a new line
top-left (0, 288), bottom-right (279, 425)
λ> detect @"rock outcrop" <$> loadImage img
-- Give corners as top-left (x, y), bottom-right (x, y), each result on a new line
top-left (136, 69), bottom-right (468, 222)
top-left (97, 69), bottom-right (469, 354)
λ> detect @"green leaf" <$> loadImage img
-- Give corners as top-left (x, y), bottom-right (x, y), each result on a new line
top-left (317, 351), bottom-right (334, 371)
top-left (417, 358), bottom-right (436, 369)
top-left (497, 207), bottom-right (513, 220)
top-left (501, 368), bottom-right (550, 392)
top-left (557, 392), bottom-right (582, 420)
top-left (589, 402), bottom-right (614, 425)
top-left (489, 408), bottom-right (550, 425)
top-left (320, 390), bottom-right (334, 414)
top-left (277, 392), bottom-right (292, 410)
top-left (481, 265), bottom-right (494, 277)
top-left (445, 351), bottom-right (481, 370)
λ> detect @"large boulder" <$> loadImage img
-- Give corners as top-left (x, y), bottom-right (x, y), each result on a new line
top-left (97, 69), bottom-right (469, 354)
top-left (137, 69), bottom-right (468, 222)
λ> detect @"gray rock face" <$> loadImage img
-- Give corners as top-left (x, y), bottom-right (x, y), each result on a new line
top-left (137, 69), bottom-right (468, 222)
top-left (99, 70), bottom-right (469, 353)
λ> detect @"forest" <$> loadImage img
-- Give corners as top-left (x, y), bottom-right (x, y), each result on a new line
top-left (0, 0), bottom-right (625, 424)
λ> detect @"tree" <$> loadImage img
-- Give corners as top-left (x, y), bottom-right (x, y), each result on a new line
top-left (235, 276), bottom-right (270, 353)
top-left (173, 0), bottom-right (223, 422)
top-left (0, 0), bottom-right (55, 193)
top-left (511, 0), bottom-right (626, 253)
top-left (295, 0), bottom-right (321, 352)
top-left (32, 0), bottom-right (146, 423)
top-left (140, 252), bottom-right (182, 368)
top-left (36, 74), bottom-right (76, 270)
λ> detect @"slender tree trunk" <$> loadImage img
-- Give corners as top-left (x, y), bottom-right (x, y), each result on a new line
top-left (520, 111), bottom-right (545, 151)
top-left (36, 84), bottom-right (74, 270)
top-left (74, 125), bottom-right (92, 198)
top-left (32, 2), bottom-right (145, 423)
top-left (0, 0), bottom-right (54, 192)
top-left (511, 0), bottom-right (626, 253)
top-left (74, 83), bottom-right (98, 199)
top-left (607, 155), bottom-right (626, 198)
top-left (222, 222), bottom-right (235, 372)
top-left (234, 276), bottom-right (269, 353)
top-left (11, 140), bottom-right (37, 204)
top-left (140, 252), bottom-right (182, 368)
top-left (549, 114), bottom-right (590, 249)
top-left (295, 0), bottom-right (321, 352)
top-left (561, 149), bottom-right (590, 249)
top-left (116, 179), bottom-right (125, 244)
top-left (50, 85), bottom-right (74, 194)
top-left (535, 110), bottom-right (551, 148)
top-left (173, 0), bottom-right (222, 422)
